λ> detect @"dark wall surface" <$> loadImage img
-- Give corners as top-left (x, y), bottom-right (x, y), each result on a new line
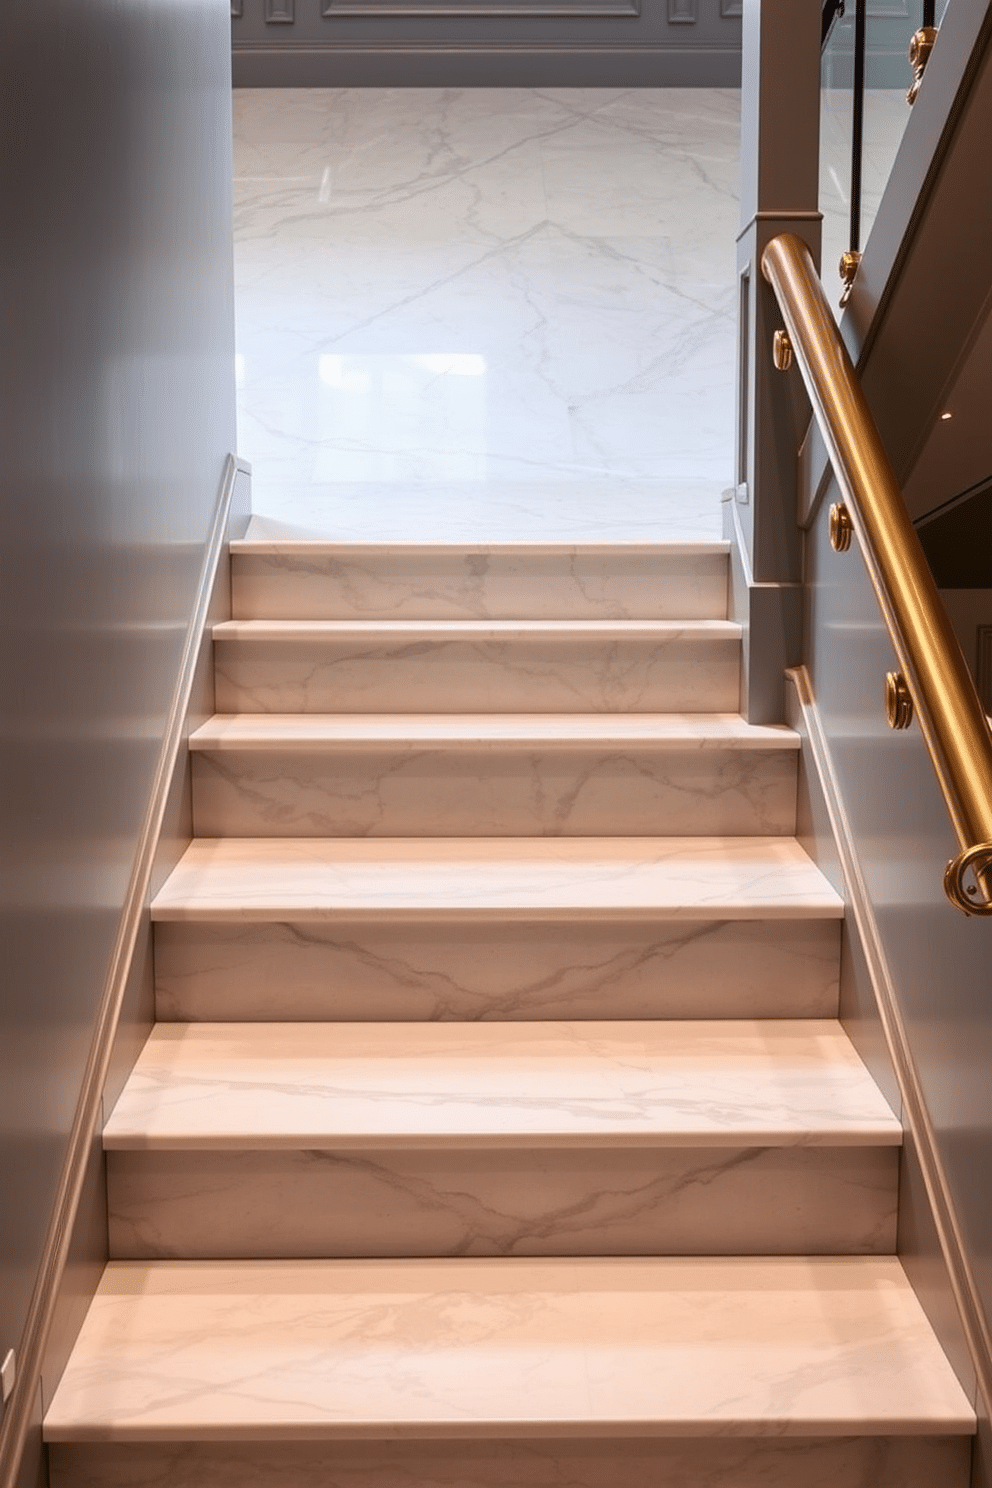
top-left (0, 0), bottom-right (236, 1465)
top-left (231, 0), bottom-right (743, 87)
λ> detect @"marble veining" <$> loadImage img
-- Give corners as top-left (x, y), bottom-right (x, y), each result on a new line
top-left (212, 620), bottom-right (741, 717)
top-left (190, 722), bottom-right (798, 839)
top-left (230, 544), bottom-right (730, 621)
top-left (232, 90), bottom-right (740, 541)
top-left (107, 1144), bottom-right (897, 1261)
top-left (103, 1020), bottom-right (900, 1148)
top-left (43, 1257), bottom-right (975, 1440)
top-left (153, 916), bottom-right (842, 1023)
top-left (150, 836), bottom-right (844, 922)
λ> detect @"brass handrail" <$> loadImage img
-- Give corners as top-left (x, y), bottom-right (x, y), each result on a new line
top-left (761, 232), bottom-right (992, 915)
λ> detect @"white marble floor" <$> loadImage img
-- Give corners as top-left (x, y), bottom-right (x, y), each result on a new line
top-left (232, 89), bottom-right (741, 542)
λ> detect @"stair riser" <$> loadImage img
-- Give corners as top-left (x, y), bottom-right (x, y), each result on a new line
top-left (213, 636), bottom-right (741, 714)
top-left (191, 747), bottom-right (798, 838)
top-left (49, 1435), bottom-right (972, 1488)
top-left (108, 1145), bottom-right (897, 1261)
top-left (232, 550), bottom-right (730, 622)
top-left (154, 919), bottom-right (840, 1022)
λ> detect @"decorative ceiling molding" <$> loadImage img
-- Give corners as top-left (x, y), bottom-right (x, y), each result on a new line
top-left (321, 0), bottom-right (639, 15)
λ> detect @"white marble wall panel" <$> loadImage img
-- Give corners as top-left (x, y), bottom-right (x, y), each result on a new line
top-left (212, 622), bottom-right (742, 713)
top-left (231, 544), bottom-right (730, 622)
top-left (536, 92), bottom-right (739, 261)
top-left (107, 1144), bottom-right (897, 1261)
top-left (231, 90), bottom-right (741, 536)
top-left (153, 917), bottom-right (841, 1022)
top-left (49, 1434), bottom-right (973, 1488)
top-left (43, 1257), bottom-right (975, 1440)
top-left (190, 740), bottom-right (797, 838)
top-left (241, 481), bottom-right (728, 545)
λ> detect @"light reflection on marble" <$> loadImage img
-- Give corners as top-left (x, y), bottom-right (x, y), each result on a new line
top-left (103, 1019), bottom-right (900, 1147)
top-left (150, 836), bottom-right (845, 922)
top-left (44, 1257), bottom-right (975, 1440)
top-left (153, 916), bottom-right (841, 1024)
top-left (107, 1144), bottom-right (897, 1261)
top-left (48, 1434), bottom-right (973, 1488)
top-left (192, 713), bottom-right (796, 745)
top-left (189, 714), bottom-right (799, 839)
top-left (232, 89), bottom-right (741, 540)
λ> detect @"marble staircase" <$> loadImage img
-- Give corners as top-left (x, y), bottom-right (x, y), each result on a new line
top-left (45, 541), bottom-right (975, 1487)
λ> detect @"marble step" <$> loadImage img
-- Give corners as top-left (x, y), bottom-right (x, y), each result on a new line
top-left (151, 836), bottom-right (840, 922)
top-left (154, 916), bottom-right (842, 1023)
top-left (211, 619), bottom-right (741, 714)
top-left (45, 1257), bottom-right (974, 1488)
top-left (189, 713), bottom-right (799, 838)
top-left (230, 541), bottom-right (730, 622)
top-left (104, 1019), bottom-right (899, 1260)
top-left (151, 837), bottom-right (843, 1022)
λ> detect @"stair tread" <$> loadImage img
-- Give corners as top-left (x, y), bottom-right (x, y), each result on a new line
top-left (214, 619), bottom-right (741, 639)
top-left (231, 540), bottom-right (732, 555)
top-left (44, 1256), bottom-right (974, 1440)
top-left (151, 837), bottom-right (843, 922)
top-left (190, 713), bottom-right (799, 750)
top-left (104, 1019), bottom-right (900, 1149)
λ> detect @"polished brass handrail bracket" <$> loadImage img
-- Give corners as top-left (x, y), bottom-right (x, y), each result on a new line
top-left (761, 232), bottom-right (992, 916)
top-left (945, 843), bottom-right (992, 915)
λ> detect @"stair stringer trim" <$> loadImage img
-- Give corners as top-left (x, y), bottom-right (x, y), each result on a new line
top-left (0, 455), bottom-right (251, 1488)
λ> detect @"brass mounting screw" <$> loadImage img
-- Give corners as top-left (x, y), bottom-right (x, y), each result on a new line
top-left (885, 670), bottom-right (914, 730)
top-left (839, 249), bottom-right (861, 309)
top-left (907, 26), bottom-right (938, 104)
top-left (829, 502), bottom-right (854, 552)
top-left (772, 328), bottom-right (793, 371)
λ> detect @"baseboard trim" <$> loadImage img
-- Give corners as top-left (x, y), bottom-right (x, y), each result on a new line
top-left (232, 42), bottom-right (742, 86)
top-left (787, 663), bottom-right (990, 1422)
top-left (0, 455), bottom-right (251, 1488)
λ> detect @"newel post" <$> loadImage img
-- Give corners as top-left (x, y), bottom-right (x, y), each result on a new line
top-left (730, 0), bottom-right (822, 721)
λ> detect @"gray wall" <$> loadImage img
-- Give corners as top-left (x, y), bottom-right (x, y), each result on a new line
top-left (730, 1), bottom-right (992, 1477)
top-left (0, 0), bottom-right (237, 1479)
top-left (801, 480), bottom-right (992, 1456)
top-left (231, 0), bottom-right (743, 86)
top-left (784, 17), bottom-right (992, 1474)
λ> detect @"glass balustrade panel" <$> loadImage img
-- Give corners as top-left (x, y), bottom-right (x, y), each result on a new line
top-left (820, 0), bottom-right (950, 320)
